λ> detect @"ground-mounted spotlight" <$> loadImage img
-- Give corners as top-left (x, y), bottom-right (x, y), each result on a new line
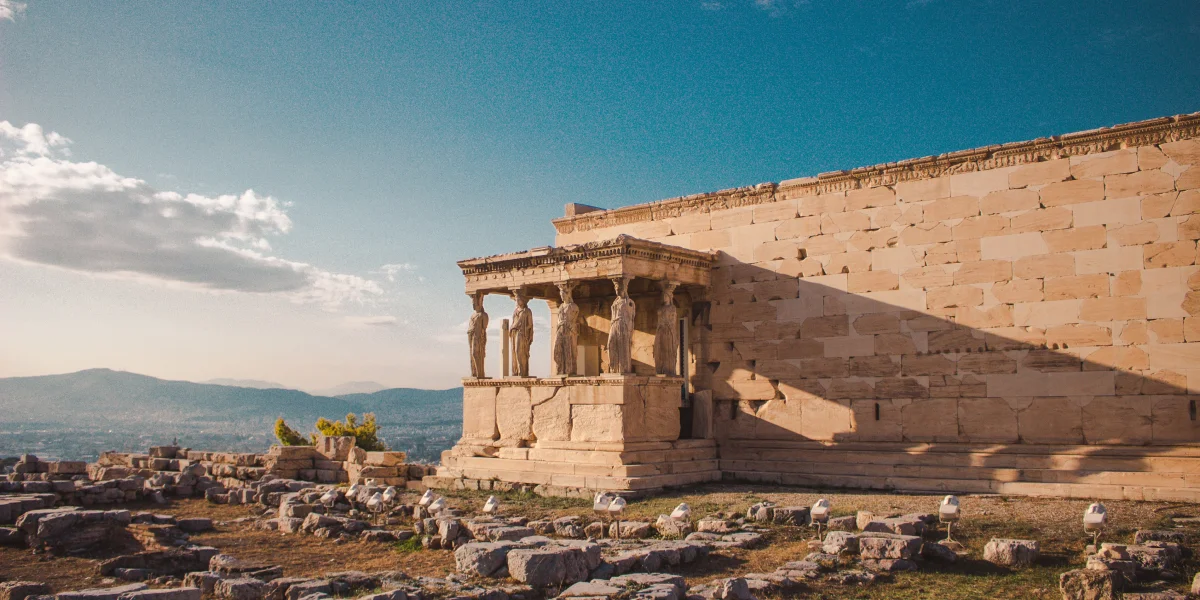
top-left (939, 495), bottom-right (961, 541)
top-left (482, 495), bottom-right (500, 514)
top-left (1083, 502), bottom-right (1107, 547)
top-left (811, 498), bottom-right (831, 539)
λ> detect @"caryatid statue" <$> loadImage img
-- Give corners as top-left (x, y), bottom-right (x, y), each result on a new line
top-left (607, 277), bottom-right (636, 374)
top-left (510, 288), bottom-right (534, 377)
top-left (552, 282), bottom-right (579, 376)
top-left (467, 292), bottom-right (488, 378)
top-left (654, 281), bottom-right (679, 376)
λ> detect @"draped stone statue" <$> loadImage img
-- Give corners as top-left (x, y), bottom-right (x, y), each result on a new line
top-left (607, 278), bottom-right (636, 374)
top-left (654, 281), bottom-right (679, 376)
top-left (510, 288), bottom-right (534, 377)
top-left (467, 292), bottom-right (488, 378)
top-left (552, 282), bottom-right (579, 376)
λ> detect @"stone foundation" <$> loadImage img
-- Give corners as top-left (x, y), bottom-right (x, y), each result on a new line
top-left (433, 376), bottom-right (721, 494)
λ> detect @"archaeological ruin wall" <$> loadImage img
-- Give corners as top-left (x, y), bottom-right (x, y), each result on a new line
top-left (435, 113), bottom-right (1200, 501)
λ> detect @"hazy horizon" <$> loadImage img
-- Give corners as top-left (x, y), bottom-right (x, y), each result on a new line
top-left (2, 1), bottom-right (1198, 390)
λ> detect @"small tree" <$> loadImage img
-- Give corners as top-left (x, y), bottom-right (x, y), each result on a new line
top-left (273, 413), bottom-right (386, 451)
top-left (313, 413), bottom-right (387, 451)
top-left (274, 418), bottom-right (308, 446)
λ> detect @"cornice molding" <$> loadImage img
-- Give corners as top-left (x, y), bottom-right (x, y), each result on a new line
top-left (463, 374), bottom-right (686, 387)
top-left (553, 112), bottom-right (1200, 233)
top-left (458, 234), bottom-right (716, 276)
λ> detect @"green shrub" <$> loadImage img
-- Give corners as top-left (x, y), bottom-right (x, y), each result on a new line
top-left (274, 418), bottom-right (308, 446)
top-left (313, 413), bottom-right (387, 451)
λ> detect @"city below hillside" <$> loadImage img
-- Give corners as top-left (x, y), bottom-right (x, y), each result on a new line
top-left (0, 369), bottom-right (462, 463)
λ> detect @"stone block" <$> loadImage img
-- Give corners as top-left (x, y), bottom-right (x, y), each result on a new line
top-left (1105, 170), bottom-right (1175, 198)
top-left (858, 534), bottom-right (922, 560)
top-left (1059, 569), bottom-right (1118, 600)
top-left (495, 386), bottom-right (533, 444)
top-left (983, 188), bottom-right (1042, 213)
top-left (983, 538), bottom-right (1039, 567)
top-left (1040, 179), bottom-right (1104, 207)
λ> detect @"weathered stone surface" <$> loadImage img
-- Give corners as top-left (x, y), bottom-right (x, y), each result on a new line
top-left (57, 585), bottom-right (149, 600)
top-left (822, 531), bottom-right (858, 555)
top-left (506, 546), bottom-right (590, 587)
top-left (455, 541), bottom-right (519, 577)
top-left (983, 539), bottom-right (1040, 567)
top-left (858, 534), bottom-right (922, 560)
top-left (0, 582), bottom-right (51, 600)
top-left (1059, 569), bottom-right (1118, 600)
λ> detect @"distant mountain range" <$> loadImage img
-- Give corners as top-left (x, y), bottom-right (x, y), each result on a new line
top-left (200, 377), bottom-right (390, 397)
top-left (0, 369), bottom-right (462, 462)
top-left (203, 377), bottom-right (289, 390)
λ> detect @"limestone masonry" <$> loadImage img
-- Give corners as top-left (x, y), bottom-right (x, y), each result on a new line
top-left (430, 113), bottom-right (1200, 501)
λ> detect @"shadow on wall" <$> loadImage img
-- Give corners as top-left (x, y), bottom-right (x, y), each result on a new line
top-left (696, 256), bottom-right (1199, 494)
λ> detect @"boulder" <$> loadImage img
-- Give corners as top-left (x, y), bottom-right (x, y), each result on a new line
top-left (506, 546), bottom-right (589, 587)
top-left (485, 526), bottom-right (534, 542)
top-left (284, 581), bottom-right (330, 600)
top-left (653, 515), bottom-right (693, 539)
top-left (1133, 530), bottom-right (1185, 545)
top-left (1127, 542), bottom-right (1182, 573)
top-left (716, 577), bottom-right (753, 600)
top-left (770, 506), bottom-right (809, 526)
top-left (116, 590), bottom-right (201, 600)
top-left (696, 518), bottom-right (735, 534)
top-left (214, 578), bottom-right (267, 600)
top-left (455, 541), bottom-right (518, 577)
top-left (858, 534), bottom-right (922, 560)
top-left (822, 531), bottom-right (858, 555)
top-left (860, 558), bottom-right (917, 572)
top-left (0, 582), bottom-right (52, 600)
top-left (181, 573), bottom-right (221, 595)
top-left (176, 518), bottom-right (213, 533)
top-left (827, 516), bottom-right (856, 531)
top-left (1059, 569), bottom-right (1118, 600)
top-left (56, 585), bottom-right (149, 600)
top-left (552, 517), bottom-right (584, 538)
top-left (921, 540), bottom-right (959, 563)
top-left (609, 521), bottom-right (653, 539)
top-left (983, 539), bottom-right (1040, 568)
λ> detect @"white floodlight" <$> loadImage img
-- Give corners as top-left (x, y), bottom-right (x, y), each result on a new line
top-left (1084, 502), bottom-right (1108, 546)
top-left (381, 486), bottom-right (398, 504)
top-left (810, 498), bottom-right (831, 539)
top-left (939, 495), bottom-right (961, 541)
top-left (670, 502), bottom-right (691, 521)
top-left (482, 495), bottom-right (500, 514)
top-left (319, 489), bottom-right (339, 507)
top-left (419, 489), bottom-right (435, 507)
top-left (608, 496), bottom-right (627, 540)
top-left (428, 496), bottom-right (447, 514)
top-left (347, 484), bottom-right (362, 499)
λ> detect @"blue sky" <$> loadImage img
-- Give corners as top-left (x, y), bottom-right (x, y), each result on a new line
top-left (1, 1), bottom-right (1198, 390)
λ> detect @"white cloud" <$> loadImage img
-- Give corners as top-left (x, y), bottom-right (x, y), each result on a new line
top-left (0, 121), bottom-right (382, 308)
top-left (344, 315), bottom-right (400, 327)
top-left (374, 262), bottom-right (418, 282)
top-left (0, 0), bottom-right (26, 21)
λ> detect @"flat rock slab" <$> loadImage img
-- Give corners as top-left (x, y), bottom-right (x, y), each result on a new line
top-left (983, 539), bottom-right (1040, 567)
top-left (858, 534), bottom-right (922, 560)
top-left (57, 584), bottom-right (149, 600)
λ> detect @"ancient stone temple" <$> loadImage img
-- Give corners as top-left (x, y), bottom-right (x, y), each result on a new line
top-left (432, 113), bottom-right (1200, 501)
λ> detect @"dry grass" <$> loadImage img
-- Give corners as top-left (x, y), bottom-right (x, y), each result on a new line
top-left (0, 485), bottom-right (1196, 598)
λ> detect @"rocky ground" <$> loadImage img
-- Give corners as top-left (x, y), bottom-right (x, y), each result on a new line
top-left (0, 483), bottom-right (1196, 599)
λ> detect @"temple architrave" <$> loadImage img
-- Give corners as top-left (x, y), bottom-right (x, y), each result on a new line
top-left (430, 113), bottom-right (1200, 501)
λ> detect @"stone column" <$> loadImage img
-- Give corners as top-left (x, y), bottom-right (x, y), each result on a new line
top-left (552, 282), bottom-right (579, 376)
top-left (654, 281), bottom-right (680, 376)
top-left (467, 292), bottom-right (489, 378)
top-left (606, 277), bottom-right (635, 374)
top-left (501, 319), bottom-right (510, 377)
top-left (510, 287), bottom-right (534, 378)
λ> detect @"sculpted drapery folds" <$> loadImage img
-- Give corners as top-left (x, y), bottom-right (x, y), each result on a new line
top-left (467, 292), bottom-right (488, 378)
top-left (607, 277), bottom-right (635, 374)
top-left (552, 282), bottom-right (579, 376)
top-left (654, 281), bottom-right (679, 376)
top-left (510, 288), bottom-right (534, 377)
